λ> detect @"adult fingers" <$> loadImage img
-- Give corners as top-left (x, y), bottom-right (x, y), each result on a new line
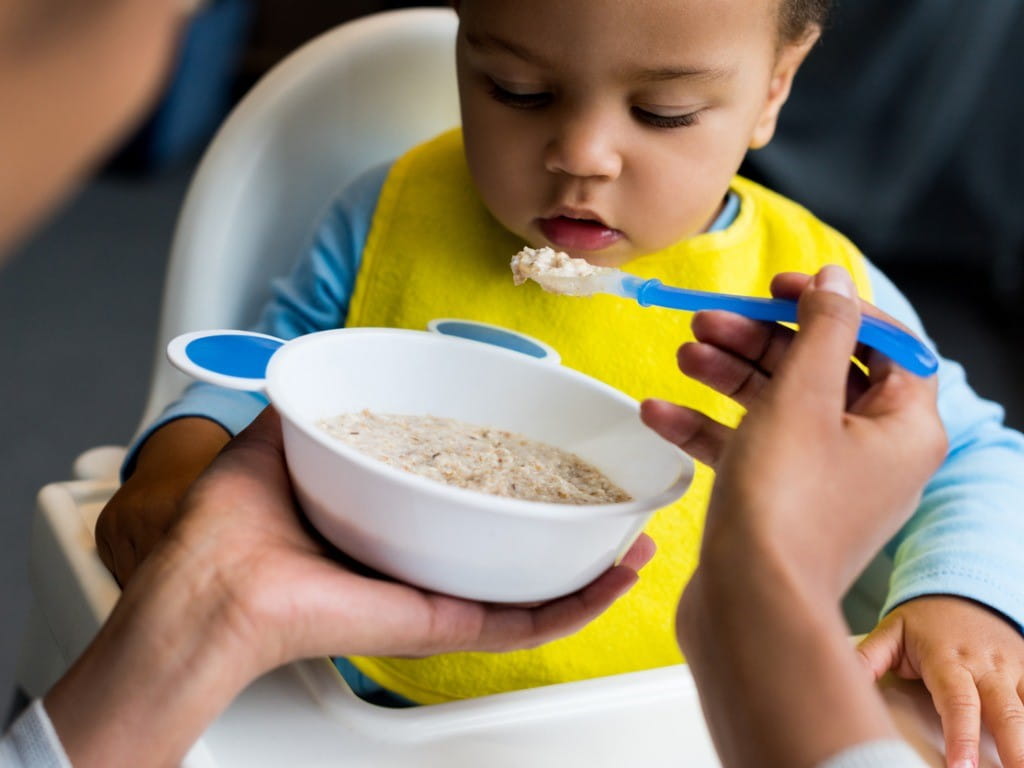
top-left (771, 272), bottom-right (931, 387)
top-left (472, 537), bottom-right (655, 652)
top-left (922, 664), bottom-right (982, 768)
top-left (198, 407), bottom-right (292, 496)
top-left (978, 672), bottom-right (1024, 768)
top-left (366, 535), bottom-right (654, 657)
top-left (618, 532), bottom-right (657, 572)
top-left (690, 309), bottom-right (795, 376)
top-left (772, 265), bottom-right (862, 406)
top-left (640, 398), bottom-right (733, 468)
top-left (216, 406), bottom-right (285, 465)
top-left (771, 276), bottom-right (941, 450)
top-left (771, 272), bottom-right (918, 334)
top-left (677, 341), bottom-right (771, 409)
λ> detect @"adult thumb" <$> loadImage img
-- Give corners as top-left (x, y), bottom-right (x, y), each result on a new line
top-left (774, 265), bottom-right (862, 404)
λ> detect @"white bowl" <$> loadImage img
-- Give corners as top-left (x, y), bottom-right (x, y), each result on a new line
top-left (172, 326), bottom-right (693, 602)
top-left (264, 328), bottom-right (694, 602)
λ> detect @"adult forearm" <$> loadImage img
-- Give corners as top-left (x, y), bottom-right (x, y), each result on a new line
top-left (679, 545), bottom-right (898, 768)
top-left (44, 540), bottom-right (255, 768)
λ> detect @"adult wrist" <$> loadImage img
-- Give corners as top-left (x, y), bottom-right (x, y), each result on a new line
top-left (680, 538), bottom-right (899, 768)
top-left (693, 531), bottom-right (839, 618)
top-left (44, 538), bottom-right (258, 768)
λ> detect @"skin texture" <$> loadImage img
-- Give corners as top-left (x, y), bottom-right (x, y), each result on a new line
top-left (643, 270), bottom-right (1024, 768)
top-left (456, 0), bottom-right (818, 266)
top-left (46, 409), bottom-right (655, 768)
top-left (644, 266), bottom-right (948, 767)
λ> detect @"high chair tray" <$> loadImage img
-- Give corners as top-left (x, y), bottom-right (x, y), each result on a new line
top-left (28, 479), bottom-right (986, 767)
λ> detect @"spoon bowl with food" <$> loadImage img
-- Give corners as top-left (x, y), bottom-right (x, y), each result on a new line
top-left (511, 246), bottom-right (938, 377)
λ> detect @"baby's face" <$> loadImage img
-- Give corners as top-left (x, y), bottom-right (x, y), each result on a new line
top-left (457, 0), bottom-right (811, 267)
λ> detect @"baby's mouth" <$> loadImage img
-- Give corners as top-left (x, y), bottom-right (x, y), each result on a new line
top-left (537, 215), bottom-right (623, 252)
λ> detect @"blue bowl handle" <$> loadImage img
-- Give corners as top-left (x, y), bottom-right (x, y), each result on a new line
top-left (166, 330), bottom-right (285, 391)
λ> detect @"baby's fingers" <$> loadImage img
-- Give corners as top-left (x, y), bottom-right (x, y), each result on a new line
top-left (857, 613), bottom-right (905, 681)
top-left (979, 673), bottom-right (1024, 768)
top-left (924, 664), bottom-right (981, 768)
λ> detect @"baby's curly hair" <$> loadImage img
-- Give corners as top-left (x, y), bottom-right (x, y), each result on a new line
top-left (780, 0), bottom-right (832, 43)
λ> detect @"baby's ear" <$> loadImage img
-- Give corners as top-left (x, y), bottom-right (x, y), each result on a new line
top-left (749, 27), bottom-right (821, 150)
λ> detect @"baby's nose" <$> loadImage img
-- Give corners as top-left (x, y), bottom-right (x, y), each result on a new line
top-left (544, 112), bottom-right (622, 181)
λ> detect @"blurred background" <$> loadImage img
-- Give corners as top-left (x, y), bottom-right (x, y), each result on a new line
top-left (4, 0), bottom-right (1024, 721)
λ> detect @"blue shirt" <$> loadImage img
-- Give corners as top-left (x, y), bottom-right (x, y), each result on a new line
top-left (129, 163), bottom-right (1024, 633)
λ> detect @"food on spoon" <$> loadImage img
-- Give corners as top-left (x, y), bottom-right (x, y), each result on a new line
top-left (510, 246), bottom-right (615, 296)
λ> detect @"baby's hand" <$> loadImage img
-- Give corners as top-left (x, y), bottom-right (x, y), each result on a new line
top-left (858, 595), bottom-right (1024, 768)
top-left (96, 417), bottom-right (230, 585)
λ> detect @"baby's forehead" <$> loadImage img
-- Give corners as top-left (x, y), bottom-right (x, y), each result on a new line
top-left (459, 0), bottom-right (780, 76)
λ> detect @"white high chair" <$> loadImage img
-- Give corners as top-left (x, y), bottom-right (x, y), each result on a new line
top-left (16, 7), bottom-right (966, 767)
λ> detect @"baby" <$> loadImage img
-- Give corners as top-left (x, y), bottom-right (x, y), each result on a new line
top-left (98, 1), bottom-right (1024, 765)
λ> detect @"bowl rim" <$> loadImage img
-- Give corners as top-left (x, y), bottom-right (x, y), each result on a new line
top-left (265, 327), bottom-right (694, 520)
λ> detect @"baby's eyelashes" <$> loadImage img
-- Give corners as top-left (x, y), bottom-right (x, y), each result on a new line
top-left (631, 107), bottom-right (704, 129)
top-left (487, 79), bottom-right (552, 109)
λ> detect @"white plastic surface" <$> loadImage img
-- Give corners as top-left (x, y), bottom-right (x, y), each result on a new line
top-left (136, 7), bottom-right (460, 435)
top-left (427, 318), bottom-right (563, 365)
top-left (268, 327), bottom-right (692, 602)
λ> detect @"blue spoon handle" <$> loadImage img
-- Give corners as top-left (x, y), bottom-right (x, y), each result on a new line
top-left (635, 279), bottom-right (938, 377)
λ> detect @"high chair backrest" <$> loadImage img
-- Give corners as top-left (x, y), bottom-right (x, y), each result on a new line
top-left (138, 7), bottom-right (460, 432)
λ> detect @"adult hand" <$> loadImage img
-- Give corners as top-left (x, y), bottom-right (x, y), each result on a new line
top-left (650, 266), bottom-right (947, 768)
top-left (641, 267), bottom-right (946, 596)
top-left (170, 406), bottom-right (656, 667)
top-left (46, 407), bottom-right (653, 768)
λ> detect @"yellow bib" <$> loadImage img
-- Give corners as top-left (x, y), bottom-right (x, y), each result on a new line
top-left (346, 129), bottom-right (872, 704)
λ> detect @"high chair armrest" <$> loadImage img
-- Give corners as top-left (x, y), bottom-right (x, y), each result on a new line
top-left (71, 446), bottom-right (127, 482)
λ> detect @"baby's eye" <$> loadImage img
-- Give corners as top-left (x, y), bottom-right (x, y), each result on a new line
top-left (631, 107), bottom-right (703, 129)
top-left (488, 79), bottom-right (552, 109)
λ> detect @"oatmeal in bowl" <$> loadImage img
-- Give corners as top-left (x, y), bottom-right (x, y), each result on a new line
top-left (319, 410), bottom-right (633, 505)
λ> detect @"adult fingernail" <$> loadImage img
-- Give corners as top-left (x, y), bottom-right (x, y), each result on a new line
top-left (813, 264), bottom-right (855, 299)
top-left (952, 761), bottom-right (974, 768)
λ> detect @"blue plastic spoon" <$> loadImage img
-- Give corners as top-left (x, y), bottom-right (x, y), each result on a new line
top-left (513, 255), bottom-right (938, 377)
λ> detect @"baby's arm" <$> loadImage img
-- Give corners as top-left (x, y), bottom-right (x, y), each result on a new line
top-left (96, 163), bottom-right (391, 585)
top-left (96, 415), bottom-right (231, 584)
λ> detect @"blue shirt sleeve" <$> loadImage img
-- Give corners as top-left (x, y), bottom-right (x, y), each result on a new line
top-left (867, 262), bottom-right (1024, 631)
top-left (121, 163), bottom-right (390, 479)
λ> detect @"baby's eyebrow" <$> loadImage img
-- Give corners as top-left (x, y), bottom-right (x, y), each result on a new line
top-left (632, 65), bottom-right (734, 83)
top-left (465, 31), bottom-right (550, 66)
